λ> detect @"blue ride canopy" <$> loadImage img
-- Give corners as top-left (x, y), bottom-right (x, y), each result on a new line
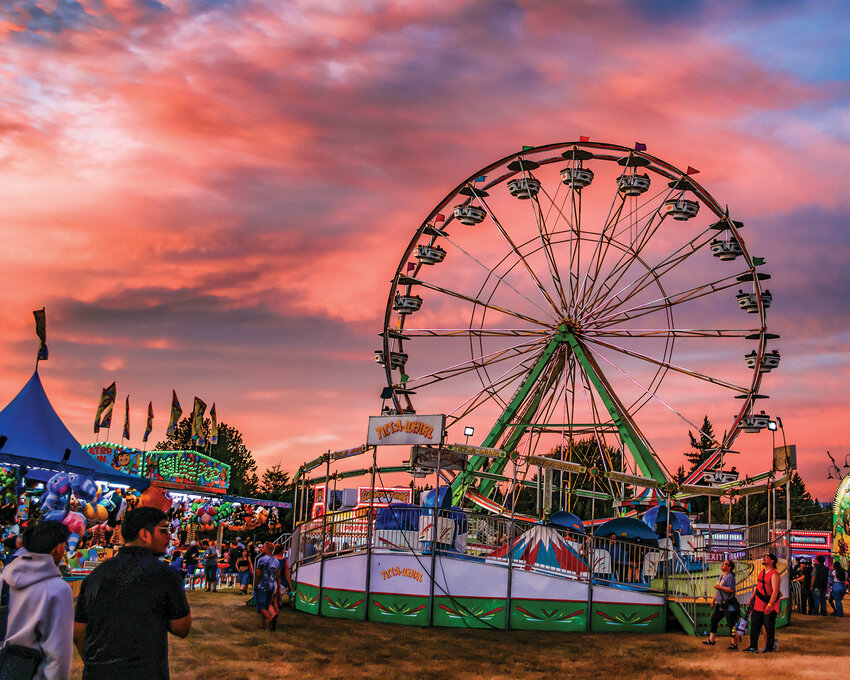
top-left (0, 371), bottom-right (149, 489)
top-left (642, 505), bottom-right (691, 536)
top-left (548, 510), bottom-right (585, 534)
top-left (593, 517), bottom-right (658, 544)
top-left (375, 503), bottom-right (420, 531)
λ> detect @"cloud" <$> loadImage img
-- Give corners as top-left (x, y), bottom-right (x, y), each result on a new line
top-left (0, 0), bottom-right (848, 498)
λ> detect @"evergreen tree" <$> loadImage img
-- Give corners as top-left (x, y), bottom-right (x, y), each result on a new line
top-left (684, 415), bottom-right (717, 474)
top-left (154, 417), bottom-right (259, 496)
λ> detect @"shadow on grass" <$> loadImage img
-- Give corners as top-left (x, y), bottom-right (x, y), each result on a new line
top-left (70, 591), bottom-right (850, 680)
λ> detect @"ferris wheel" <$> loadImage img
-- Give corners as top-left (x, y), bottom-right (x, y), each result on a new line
top-left (376, 141), bottom-right (777, 499)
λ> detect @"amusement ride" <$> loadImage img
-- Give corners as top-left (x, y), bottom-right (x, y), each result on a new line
top-left (290, 141), bottom-right (792, 634)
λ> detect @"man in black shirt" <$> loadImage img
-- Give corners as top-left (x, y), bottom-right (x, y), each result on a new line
top-left (73, 506), bottom-right (191, 680)
top-left (811, 555), bottom-right (829, 616)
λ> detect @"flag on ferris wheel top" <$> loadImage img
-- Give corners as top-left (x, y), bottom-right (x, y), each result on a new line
top-left (143, 401), bottom-right (154, 443)
top-left (407, 262), bottom-right (415, 272)
top-left (474, 175), bottom-right (487, 183)
top-left (686, 166), bottom-right (700, 175)
top-left (167, 390), bottom-right (182, 434)
top-left (634, 142), bottom-right (647, 151)
top-left (579, 136), bottom-right (590, 142)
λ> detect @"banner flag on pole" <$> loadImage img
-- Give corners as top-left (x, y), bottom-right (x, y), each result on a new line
top-left (209, 403), bottom-right (218, 445)
top-left (434, 213), bottom-right (445, 222)
top-left (33, 309), bottom-right (48, 361)
top-left (143, 402), bottom-right (154, 443)
top-left (634, 142), bottom-right (647, 152)
top-left (99, 402), bottom-right (114, 430)
top-left (579, 136), bottom-right (590, 142)
top-left (94, 382), bottom-right (116, 434)
top-left (122, 396), bottom-right (130, 440)
top-left (522, 145), bottom-right (534, 151)
top-left (167, 391), bottom-right (182, 435)
top-left (474, 175), bottom-right (486, 183)
top-left (191, 397), bottom-right (207, 444)
top-left (686, 166), bottom-right (700, 175)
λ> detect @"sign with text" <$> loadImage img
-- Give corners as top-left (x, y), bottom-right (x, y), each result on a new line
top-left (367, 414), bottom-right (445, 446)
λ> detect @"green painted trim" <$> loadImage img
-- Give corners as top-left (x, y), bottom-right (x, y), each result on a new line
top-left (591, 601), bottom-right (666, 633)
top-left (370, 594), bottom-right (429, 627)
top-left (433, 596), bottom-right (507, 629)
top-left (510, 599), bottom-right (587, 631)
top-left (294, 582), bottom-right (321, 615)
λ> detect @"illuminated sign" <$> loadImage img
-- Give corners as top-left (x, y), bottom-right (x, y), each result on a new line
top-left (143, 449), bottom-right (230, 493)
top-left (367, 414), bottom-right (445, 447)
top-left (84, 443), bottom-right (144, 476)
top-left (357, 487), bottom-right (413, 506)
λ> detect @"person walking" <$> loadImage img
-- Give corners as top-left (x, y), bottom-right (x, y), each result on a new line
top-left (830, 561), bottom-right (847, 617)
top-left (811, 555), bottom-right (829, 616)
top-left (236, 549), bottom-right (252, 595)
top-left (73, 507), bottom-right (191, 680)
top-left (797, 558), bottom-right (813, 614)
top-left (203, 540), bottom-right (219, 593)
top-left (744, 552), bottom-right (780, 654)
top-left (1, 520), bottom-right (73, 680)
top-left (702, 559), bottom-right (738, 649)
top-left (253, 543), bottom-right (280, 630)
top-left (183, 541), bottom-right (200, 590)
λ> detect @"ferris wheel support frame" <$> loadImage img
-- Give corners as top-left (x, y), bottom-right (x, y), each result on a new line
top-left (450, 324), bottom-right (671, 506)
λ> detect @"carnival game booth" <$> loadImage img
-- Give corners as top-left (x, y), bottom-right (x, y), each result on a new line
top-left (0, 371), bottom-right (154, 592)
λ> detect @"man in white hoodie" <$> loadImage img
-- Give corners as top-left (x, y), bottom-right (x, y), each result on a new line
top-left (2, 520), bottom-right (73, 680)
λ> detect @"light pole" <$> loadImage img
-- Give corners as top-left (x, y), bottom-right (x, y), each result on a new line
top-left (463, 426), bottom-right (474, 445)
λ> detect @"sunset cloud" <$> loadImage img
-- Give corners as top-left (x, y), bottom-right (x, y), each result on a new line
top-left (1, 0), bottom-right (847, 500)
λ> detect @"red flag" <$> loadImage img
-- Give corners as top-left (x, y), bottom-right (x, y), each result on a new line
top-left (406, 262), bottom-right (415, 272)
top-left (686, 166), bottom-right (700, 175)
top-left (634, 142), bottom-right (647, 152)
top-left (434, 213), bottom-right (445, 222)
top-left (579, 136), bottom-right (590, 142)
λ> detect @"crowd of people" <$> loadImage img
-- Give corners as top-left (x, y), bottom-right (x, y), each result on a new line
top-left (791, 554), bottom-right (847, 617)
top-left (0, 511), bottom-right (292, 679)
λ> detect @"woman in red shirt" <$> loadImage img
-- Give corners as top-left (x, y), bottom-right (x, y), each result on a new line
top-left (744, 552), bottom-right (781, 653)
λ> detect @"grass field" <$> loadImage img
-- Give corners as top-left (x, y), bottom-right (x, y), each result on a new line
top-left (71, 590), bottom-right (849, 680)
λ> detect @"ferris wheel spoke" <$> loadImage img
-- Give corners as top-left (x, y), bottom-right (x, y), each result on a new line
top-left (407, 338), bottom-right (546, 389)
top-left (585, 337), bottom-right (750, 394)
top-left (439, 231), bottom-right (561, 323)
top-left (585, 327), bottom-right (761, 339)
top-left (445, 353), bottom-right (543, 423)
top-left (588, 273), bottom-right (742, 328)
top-left (577, 181), bottom-right (673, 313)
top-left (573, 192), bottom-right (628, 316)
top-left (400, 276), bottom-right (554, 327)
top-left (397, 328), bottom-right (550, 338)
top-left (580, 188), bottom-right (679, 314)
top-left (477, 195), bottom-right (565, 317)
top-left (581, 228), bottom-right (716, 323)
top-left (583, 342), bottom-right (723, 447)
top-left (529, 184), bottom-right (572, 312)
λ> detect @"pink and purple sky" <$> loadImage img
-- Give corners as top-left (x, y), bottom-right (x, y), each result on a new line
top-left (1, 1), bottom-right (848, 500)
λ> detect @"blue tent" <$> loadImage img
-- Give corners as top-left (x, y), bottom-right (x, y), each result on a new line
top-left (0, 372), bottom-right (149, 489)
